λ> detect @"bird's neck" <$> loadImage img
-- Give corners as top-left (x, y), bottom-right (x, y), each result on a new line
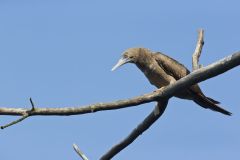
top-left (135, 53), bottom-right (155, 72)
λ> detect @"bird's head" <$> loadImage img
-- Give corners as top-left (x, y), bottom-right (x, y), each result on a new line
top-left (111, 48), bottom-right (142, 71)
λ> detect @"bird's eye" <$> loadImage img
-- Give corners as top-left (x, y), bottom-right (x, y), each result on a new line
top-left (129, 56), bottom-right (134, 59)
top-left (123, 54), bottom-right (128, 58)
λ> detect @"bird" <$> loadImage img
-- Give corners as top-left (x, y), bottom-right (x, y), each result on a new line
top-left (111, 47), bottom-right (232, 116)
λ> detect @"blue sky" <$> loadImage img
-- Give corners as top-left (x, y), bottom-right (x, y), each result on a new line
top-left (0, 0), bottom-right (239, 159)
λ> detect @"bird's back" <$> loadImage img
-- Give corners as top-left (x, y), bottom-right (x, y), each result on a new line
top-left (153, 52), bottom-right (190, 80)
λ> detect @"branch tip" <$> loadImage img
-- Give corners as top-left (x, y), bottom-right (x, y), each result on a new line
top-left (29, 97), bottom-right (35, 110)
top-left (73, 143), bottom-right (89, 160)
top-left (192, 29), bottom-right (204, 71)
top-left (1, 114), bottom-right (29, 129)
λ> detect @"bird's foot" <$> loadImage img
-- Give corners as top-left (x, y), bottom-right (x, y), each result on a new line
top-left (154, 87), bottom-right (165, 93)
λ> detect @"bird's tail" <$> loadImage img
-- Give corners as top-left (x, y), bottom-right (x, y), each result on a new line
top-left (193, 93), bottom-right (232, 116)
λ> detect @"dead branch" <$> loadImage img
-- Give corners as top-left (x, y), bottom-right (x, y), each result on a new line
top-left (0, 51), bottom-right (239, 120)
top-left (0, 50), bottom-right (239, 128)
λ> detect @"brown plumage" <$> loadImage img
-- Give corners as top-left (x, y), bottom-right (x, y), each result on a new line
top-left (112, 48), bottom-right (231, 116)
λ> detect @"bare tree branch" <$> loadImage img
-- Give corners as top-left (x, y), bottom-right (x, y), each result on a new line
top-left (0, 49), bottom-right (239, 130)
top-left (192, 29), bottom-right (204, 70)
top-left (100, 100), bottom-right (168, 160)
top-left (0, 91), bottom-right (162, 116)
top-left (0, 51), bottom-right (239, 119)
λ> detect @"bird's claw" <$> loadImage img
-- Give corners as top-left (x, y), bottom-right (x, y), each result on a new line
top-left (154, 87), bottom-right (165, 93)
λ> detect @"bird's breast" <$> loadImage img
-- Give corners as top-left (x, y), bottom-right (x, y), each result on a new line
top-left (136, 60), bottom-right (175, 88)
top-left (143, 66), bottom-right (170, 88)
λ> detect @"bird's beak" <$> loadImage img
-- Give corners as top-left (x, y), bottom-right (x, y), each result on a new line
top-left (111, 57), bottom-right (131, 71)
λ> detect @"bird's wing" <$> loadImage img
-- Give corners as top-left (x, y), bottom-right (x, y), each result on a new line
top-left (153, 52), bottom-right (223, 109)
top-left (153, 52), bottom-right (190, 80)
top-left (153, 52), bottom-right (220, 103)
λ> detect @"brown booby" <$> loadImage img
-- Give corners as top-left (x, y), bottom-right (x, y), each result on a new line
top-left (112, 48), bottom-right (231, 116)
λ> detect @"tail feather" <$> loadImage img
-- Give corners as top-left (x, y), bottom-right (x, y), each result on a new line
top-left (206, 97), bottom-right (220, 104)
top-left (193, 94), bottom-right (232, 116)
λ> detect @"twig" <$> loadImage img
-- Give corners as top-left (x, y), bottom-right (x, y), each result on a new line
top-left (73, 143), bottom-right (89, 160)
top-left (1, 113), bottom-right (29, 129)
top-left (30, 97), bottom-right (35, 111)
top-left (192, 29), bottom-right (204, 71)
top-left (100, 100), bottom-right (168, 160)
